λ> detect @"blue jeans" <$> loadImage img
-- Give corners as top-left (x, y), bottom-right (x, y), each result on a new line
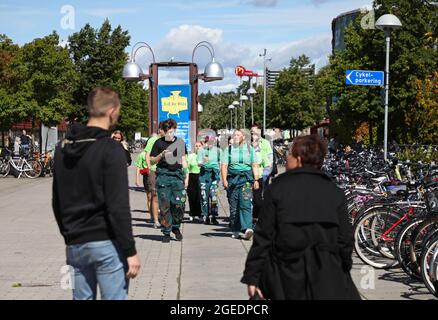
top-left (66, 240), bottom-right (129, 300)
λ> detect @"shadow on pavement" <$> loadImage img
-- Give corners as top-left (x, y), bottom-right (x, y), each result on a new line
top-left (134, 234), bottom-right (163, 242)
top-left (200, 232), bottom-right (232, 238)
top-left (132, 210), bottom-right (148, 214)
top-left (129, 186), bottom-right (145, 192)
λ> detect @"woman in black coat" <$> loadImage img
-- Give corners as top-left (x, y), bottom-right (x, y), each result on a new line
top-left (241, 135), bottom-right (360, 300)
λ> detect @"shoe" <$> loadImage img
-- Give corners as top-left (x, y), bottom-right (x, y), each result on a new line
top-left (203, 216), bottom-right (210, 225)
top-left (162, 235), bottom-right (171, 243)
top-left (243, 229), bottom-right (254, 240)
top-left (231, 232), bottom-right (240, 239)
top-left (210, 216), bottom-right (219, 225)
top-left (153, 222), bottom-right (161, 229)
top-left (189, 216), bottom-right (194, 222)
top-left (173, 229), bottom-right (183, 241)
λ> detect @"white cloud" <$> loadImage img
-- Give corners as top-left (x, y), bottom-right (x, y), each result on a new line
top-left (243, 0), bottom-right (278, 7)
top-left (134, 25), bottom-right (332, 93)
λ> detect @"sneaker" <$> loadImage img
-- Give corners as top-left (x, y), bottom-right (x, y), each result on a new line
top-left (210, 216), bottom-right (219, 225)
top-left (173, 229), bottom-right (183, 241)
top-left (231, 232), bottom-right (240, 239)
top-left (203, 216), bottom-right (210, 225)
top-left (243, 229), bottom-right (254, 240)
top-left (153, 222), bottom-right (161, 229)
top-left (188, 216), bottom-right (194, 222)
top-left (162, 235), bottom-right (171, 243)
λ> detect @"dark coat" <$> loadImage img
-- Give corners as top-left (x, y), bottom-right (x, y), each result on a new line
top-left (241, 166), bottom-right (361, 300)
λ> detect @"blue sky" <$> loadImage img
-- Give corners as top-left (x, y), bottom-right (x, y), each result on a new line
top-left (0, 0), bottom-right (373, 92)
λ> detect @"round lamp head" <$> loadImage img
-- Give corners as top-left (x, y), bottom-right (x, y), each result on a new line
top-left (240, 95), bottom-right (248, 101)
top-left (232, 100), bottom-right (240, 106)
top-left (204, 58), bottom-right (224, 81)
top-left (228, 104), bottom-right (235, 110)
top-left (375, 14), bottom-right (402, 32)
top-left (198, 103), bottom-right (203, 113)
top-left (247, 88), bottom-right (257, 95)
top-left (122, 61), bottom-right (143, 81)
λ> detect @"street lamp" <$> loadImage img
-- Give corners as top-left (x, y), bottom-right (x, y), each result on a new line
top-left (122, 42), bottom-right (156, 81)
top-left (246, 79), bottom-right (257, 126)
top-left (240, 95), bottom-right (248, 129)
top-left (375, 14), bottom-right (402, 161)
top-left (232, 100), bottom-right (239, 128)
top-left (228, 104), bottom-right (235, 129)
top-left (192, 41), bottom-right (224, 81)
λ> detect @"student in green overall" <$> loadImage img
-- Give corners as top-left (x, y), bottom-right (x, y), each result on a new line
top-left (186, 142), bottom-right (202, 221)
top-left (197, 135), bottom-right (221, 225)
top-left (221, 129), bottom-right (259, 240)
top-left (150, 119), bottom-right (188, 243)
top-left (250, 124), bottom-right (273, 226)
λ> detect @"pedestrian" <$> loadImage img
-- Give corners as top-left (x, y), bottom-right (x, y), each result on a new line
top-left (112, 130), bottom-right (132, 166)
top-left (221, 129), bottom-right (259, 240)
top-left (250, 124), bottom-right (273, 226)
top-left (150, 119), bottom-right (189, 243)
top-left (241, 134), bottom-right (360, 300)
top-left (19, 129), bottom-right (31, 156)
top-left (187, 141), bottom-right (202, 222)
top-left (352, 135), bottom-right (364, 154)
top-left (134, 148), bottom-right (160, 228)
top-left (52, 87), bottom-right (140, 300)
top-left (144, 123), bottom-right (166, 228)
top-left (198, 135), bottom-right (221, 225)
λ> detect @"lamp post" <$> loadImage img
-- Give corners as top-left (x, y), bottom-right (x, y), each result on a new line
top-left (232, 100), bottom-right (239, 128)
top-left (247, 77), bottom-right (257, 126)
top-left (375, 14), bottom-right (402, 161)
top-left (228, 104), bottom-right (235, 129)
top-left (259, 49), bottom-right (268, 134)
top-left (122, 42), bottom-right (156, 81)
top-left (192, 41), bottom-right (224, 81)
top-left (240, 95), bottom-right (248, 129)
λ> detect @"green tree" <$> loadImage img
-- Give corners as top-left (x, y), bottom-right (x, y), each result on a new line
top-left (68, 20), bottom-right (149, 139)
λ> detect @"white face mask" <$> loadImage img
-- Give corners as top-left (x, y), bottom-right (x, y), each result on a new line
top-left (165, 130), bottom-right (175, 142)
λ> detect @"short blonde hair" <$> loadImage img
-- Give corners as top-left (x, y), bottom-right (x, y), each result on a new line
top-left (87, 87), bottom-right (120, 117)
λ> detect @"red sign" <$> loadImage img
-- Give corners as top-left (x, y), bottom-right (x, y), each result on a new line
top-left (235, 65), bottom-right (246, 77)
top-left (235, 66), bottom-right (258, 77)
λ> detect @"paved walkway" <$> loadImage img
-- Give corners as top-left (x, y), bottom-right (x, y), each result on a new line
top-left (0, 163), bottom-right (435, 300)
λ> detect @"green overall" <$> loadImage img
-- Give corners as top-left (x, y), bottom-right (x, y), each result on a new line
top-left (198, 147), bottom-right (221, 218)
top-left (156, 167), bottom-right (186, 236)
top-left (222, 145), bottom-right (256, 233)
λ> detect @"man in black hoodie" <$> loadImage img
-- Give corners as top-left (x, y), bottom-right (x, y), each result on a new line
top-left (52, 87), bottom-right (140, 300)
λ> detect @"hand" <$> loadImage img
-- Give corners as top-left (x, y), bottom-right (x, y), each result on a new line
top-left (126, 254), bottom-right (141, 279)
top-left (223, 180), bottom-right (229, 189)
top-left (253, 180), bottom-right (260, 190)
top-left (184, 176), bottom-right (189, 189)
top-left (248, 285), bottom-right (264, 299)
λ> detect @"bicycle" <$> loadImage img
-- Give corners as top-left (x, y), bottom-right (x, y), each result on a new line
top-left (0, 148), bottom-right (42, 179)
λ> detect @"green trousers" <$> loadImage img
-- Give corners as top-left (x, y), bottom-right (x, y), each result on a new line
top-left (227, 170), bottom-right (254, 233)
top-left (199, 168), bottom-right (220, 218)
top-left (156, 168), bottom-right (186, 236)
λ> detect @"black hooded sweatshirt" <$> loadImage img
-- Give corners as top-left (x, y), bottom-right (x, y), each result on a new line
top-left (52, 123), bottom-right (136, 258)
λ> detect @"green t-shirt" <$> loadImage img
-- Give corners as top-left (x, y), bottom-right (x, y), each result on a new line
top-left (135, 151), bottom-right (147, 169)
top-left (187, 153), bottom-right (201, 174)
top-left (254, 138), bottom-right (273, 176)
top-left (221, 144), bottom-right (257, 171)
top-left (197, 146), bottom-right (221, 170)
top-left (144, 135), bottom-right (160, 172)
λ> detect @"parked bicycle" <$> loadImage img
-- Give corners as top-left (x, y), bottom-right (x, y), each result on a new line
top-left (0, 147), bottom-right (42, 179)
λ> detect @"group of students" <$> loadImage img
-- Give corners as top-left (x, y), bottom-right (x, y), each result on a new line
top-left (135, 119), bottom-right (274, 242)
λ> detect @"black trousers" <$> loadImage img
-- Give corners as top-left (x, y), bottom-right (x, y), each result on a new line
top-left (252, 178), bottom-right (265, 220)
top-left (187, 173), bottom-right (202, 217)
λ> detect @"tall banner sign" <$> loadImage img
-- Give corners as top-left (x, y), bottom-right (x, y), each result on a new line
top-left (158, 84), bottom-right (192, 151)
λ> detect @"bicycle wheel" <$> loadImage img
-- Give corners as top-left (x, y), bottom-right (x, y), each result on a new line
top-left (354, 208), bottom-right (401, 269)
top-left (420, 234), bottom-right (438, 297)
top-left (0, 160), bottom-right (10, 177)
top-left (394, 218), bottom-right (424, 280)
top-left (23, 160), bottom-right (42, 179)
top-left (408, 217), bottom-right (438, 277)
